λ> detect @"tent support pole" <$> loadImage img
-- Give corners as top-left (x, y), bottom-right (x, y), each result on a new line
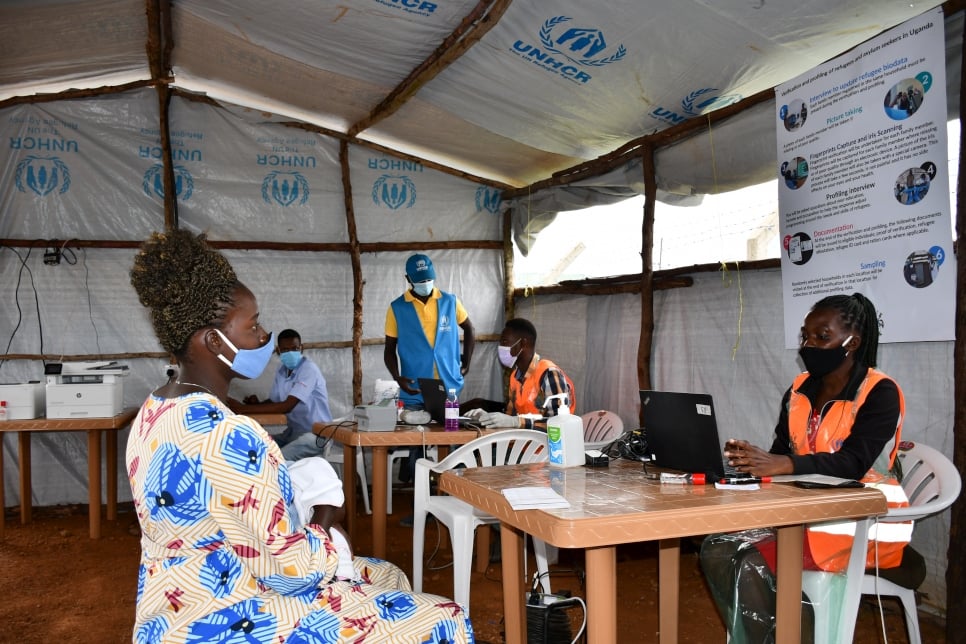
top-left (341, 140), bottom-right (364, 406)
top-left (502, 206), bottom-right (515, 321)
top-left (155, 84), bottom-right (177, 230)
top-left (638, 144), bottom-right (656, 423)
top-left (946, 8), bottom-right (966, 639)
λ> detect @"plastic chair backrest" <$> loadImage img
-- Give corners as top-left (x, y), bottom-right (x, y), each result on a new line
top-left (581, 410), bottom-right (623, 449)
top-left (887, 442), bottom-right (961, 521)
top-left (430, 429), bottom-right (547, 473)
top-left (416, 430), bottom-right (548, 508)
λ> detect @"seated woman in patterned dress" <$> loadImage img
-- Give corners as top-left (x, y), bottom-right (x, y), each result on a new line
top-left (128, 228), bottom-right (474, 644)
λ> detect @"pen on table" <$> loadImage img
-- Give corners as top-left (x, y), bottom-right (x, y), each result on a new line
top-left (717, 476), bottom-right (772, 484)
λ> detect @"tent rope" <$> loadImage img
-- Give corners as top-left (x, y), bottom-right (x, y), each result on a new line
top-left (706, 113), bottom-right (744, 360)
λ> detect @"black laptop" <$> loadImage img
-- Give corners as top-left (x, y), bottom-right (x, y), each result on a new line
top-left (638, 390), bottom-right (732, 478)
top-left (417, 378), bottom-right (476, 426)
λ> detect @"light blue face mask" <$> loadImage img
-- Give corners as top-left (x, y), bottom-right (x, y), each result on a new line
top-left (412, 280), bottom-right (434, 297)
top-left (215, 330), bottom-right (275, 379)
top-left (279, 350), bottom-right (302, 371)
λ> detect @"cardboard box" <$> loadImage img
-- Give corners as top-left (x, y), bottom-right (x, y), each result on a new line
top-left (0, 382), bottom-right (46, 419)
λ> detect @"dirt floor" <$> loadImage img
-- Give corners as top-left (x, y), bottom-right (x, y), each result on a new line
top-left (0, 494), bottom-right (948, 643)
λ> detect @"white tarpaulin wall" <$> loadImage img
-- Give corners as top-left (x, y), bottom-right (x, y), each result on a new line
top-left (0, 0), bottom-right (960, 618)
top-left (0, 87), bottom-right (507, 502)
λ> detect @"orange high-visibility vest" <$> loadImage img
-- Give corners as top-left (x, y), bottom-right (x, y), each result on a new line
top-left (508, 357), bottom-right (576, 417)
top-left (787, 368), bottom-right (911, 572)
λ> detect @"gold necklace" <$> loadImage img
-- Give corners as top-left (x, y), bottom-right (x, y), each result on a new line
top-left (176, 380), bottom-right (216, 397)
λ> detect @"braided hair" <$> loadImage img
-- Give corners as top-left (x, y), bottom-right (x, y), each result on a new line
top-left (810, 293), bottom-right (880, 367)
top-left (130, 229), bottom-right (239, 357)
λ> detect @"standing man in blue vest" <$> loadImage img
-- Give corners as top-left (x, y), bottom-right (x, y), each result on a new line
top-left (384, 254), bottom-right (475, 486)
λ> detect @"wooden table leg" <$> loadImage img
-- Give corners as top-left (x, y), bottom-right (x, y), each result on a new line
top-left (499, 523), bottom-right (526, 644)
top-left (775, 524), bottom-right (804, 643)
top-left (342, 442), bottom-right (356, 539)
top-left (18, 432), bottom-right (31, 524)
top-left (371, 446), bottom-right (388, 559)
top-left (106, 428), bottom-right (118, 521)
top-left (658, 538), bottom-right (681, 643)
top-left (586, 546), bottom-right (618, 644)
top-left (87, 429), bottom-right (101, 539)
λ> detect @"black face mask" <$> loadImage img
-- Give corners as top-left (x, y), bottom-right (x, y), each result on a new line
top-left (798, 335), bottom-right (852, 378)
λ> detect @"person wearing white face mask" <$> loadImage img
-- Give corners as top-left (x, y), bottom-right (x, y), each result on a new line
top-left (228, 328), bottom-right (332, 461)
top-left (384, 254), bottom-right (475, 486)
top-left (463, 317), bottom-right (576, 429)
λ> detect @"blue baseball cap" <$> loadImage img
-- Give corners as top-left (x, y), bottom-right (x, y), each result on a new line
top-left (405, 254), bottom-right (436, 282)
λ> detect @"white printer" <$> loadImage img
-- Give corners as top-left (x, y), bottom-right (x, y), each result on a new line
top-left (353, 402), bottom-right (398, 432)
top-left (45, 361), bottom-right (128, 419)
top-left (0, 382), bottom-right (46, 419)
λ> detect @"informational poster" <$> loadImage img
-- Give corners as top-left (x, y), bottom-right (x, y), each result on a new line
top-left (776, 7), bottom-right (954, 347)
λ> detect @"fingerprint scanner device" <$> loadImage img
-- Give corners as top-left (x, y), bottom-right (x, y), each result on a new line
top-left (638, 390), bottom-right (737, 479)
top-left (353, 402), bottom-right (398, 431)
top-left (45, 361), bottom-right (128, 418)
top-left (0, 382), bottom-right (46, 419)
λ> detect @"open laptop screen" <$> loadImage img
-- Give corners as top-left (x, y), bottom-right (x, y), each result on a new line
top-left (639, 390), bottom-right (726, 478)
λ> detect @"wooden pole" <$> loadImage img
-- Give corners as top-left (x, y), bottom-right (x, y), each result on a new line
top-left (639, 145), bottom-right (656, 416)
top-left (503, 205), bottom-right (515, 322)
top-left (946, 10), bottom-right (966, 640)
top-left (340, 140), bottom-right (364, 406)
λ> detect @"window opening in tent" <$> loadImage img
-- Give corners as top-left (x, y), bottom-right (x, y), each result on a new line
top-left (513, 118), bottom-right (959, 288)
top-left (512, 181), bottom-right (781, 287)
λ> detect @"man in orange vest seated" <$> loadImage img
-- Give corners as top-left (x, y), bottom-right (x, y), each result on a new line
top-left (463, 317), bottom-right (576, 429)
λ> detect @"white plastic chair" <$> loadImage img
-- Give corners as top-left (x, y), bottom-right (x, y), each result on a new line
top-left (581, 410), bottom-right (624, 450)
top-left (412, 429), bottom-right (552, 614)
top-left (386, 445), bottom-right (437, 514)
top-left (324, 442), bottom-right (372, 515)
top-left (859, 442), bottom-right (961, 644)
top-left (802, 441), bottom-right (961, 644)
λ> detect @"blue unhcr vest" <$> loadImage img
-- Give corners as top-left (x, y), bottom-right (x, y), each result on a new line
top-left (391, 291), bottom-right (464, 406)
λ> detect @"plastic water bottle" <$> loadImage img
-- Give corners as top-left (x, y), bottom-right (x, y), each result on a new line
top-left (0, 400), bottom-right (7, 422)
top-left (445, 388), bottom-right (459, 431)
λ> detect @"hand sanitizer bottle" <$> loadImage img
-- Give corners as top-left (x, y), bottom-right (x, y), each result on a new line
top-left (546, 394), bottom-right (583, 467)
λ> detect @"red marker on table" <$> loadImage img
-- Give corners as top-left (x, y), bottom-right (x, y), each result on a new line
top-left (717, 476), bottom-right (772, 484)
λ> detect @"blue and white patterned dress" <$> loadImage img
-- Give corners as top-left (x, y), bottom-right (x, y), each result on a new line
top-left (126, 392), bottom-right (474, 643)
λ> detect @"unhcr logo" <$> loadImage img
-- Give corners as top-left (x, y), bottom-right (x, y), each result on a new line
top-left (371, 0), bottom-right (437, 18)
top-left (373, 174), bottom-right (417, 210)
top-left (475, 187), bottom-right (502, 214)
top-left (649, 88), bottom-right (743, 126)
top-left (262, 171), bottom-right (310, 206)
top-left (143, 164), bottom-right (195, 201)
top-left (15, 155), bottom-right (71, 196)
top-left (511, 16), bottom-right (626, 84)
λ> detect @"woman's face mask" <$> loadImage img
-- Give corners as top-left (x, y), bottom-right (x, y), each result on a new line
top-left (279, 350), bottom-right (302, 370)
top-left (498, 338), bottom-right (521, 369)
top-left (412, 280), bottom-right (434, 297)
top-left (216, 329), bottom-right (275, 379)
top-left (798, 335), bottom-right (852, 378)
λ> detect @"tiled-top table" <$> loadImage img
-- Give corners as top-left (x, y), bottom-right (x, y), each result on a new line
top-left (439, 459), bottom-right (887, 644)
top-left (317, 422), bottom-right (497, 559)
top-left (0, 408), bottom-right (139, 539)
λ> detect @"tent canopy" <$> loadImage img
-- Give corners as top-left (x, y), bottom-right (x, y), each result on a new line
top-left (0, 0), bottom-right (948, 191)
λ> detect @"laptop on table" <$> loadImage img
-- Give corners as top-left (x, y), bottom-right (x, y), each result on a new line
top-left (417, 378), bottom-right (477, 427)
top-left (638, 390), bottom-right (739, 479)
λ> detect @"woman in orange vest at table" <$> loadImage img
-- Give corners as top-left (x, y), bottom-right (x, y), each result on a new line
top-left (701, 293), bottom-right (912, 643)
